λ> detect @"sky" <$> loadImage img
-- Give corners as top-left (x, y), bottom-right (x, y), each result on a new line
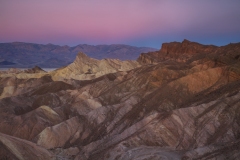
top-left (1, 0), bottom-right (240, 49)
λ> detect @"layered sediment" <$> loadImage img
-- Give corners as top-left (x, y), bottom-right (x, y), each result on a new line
top-left (0, 40), bottom-right (240, 159)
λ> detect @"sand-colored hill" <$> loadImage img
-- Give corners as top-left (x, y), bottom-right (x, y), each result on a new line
top-left (50, 52), bottom-right (140, 80)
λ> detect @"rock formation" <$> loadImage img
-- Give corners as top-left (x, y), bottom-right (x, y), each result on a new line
top-left (137, 39), bottom-right (240, 65)
top-left (24, 66), bottom-right (47, 74)
top-left (0, 40), bottom-right (240, 159)
top-left (50, 52), bottom-right (140, 80)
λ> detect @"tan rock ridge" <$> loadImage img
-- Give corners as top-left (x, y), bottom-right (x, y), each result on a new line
top-left (0, 75), bottom-right (53, 99)
top-left (24, 66), bottom-right (47, 74)
top-left (50, 52), bottom-right (140, 80)
top-left (0, 66), bottom-right (48, 82)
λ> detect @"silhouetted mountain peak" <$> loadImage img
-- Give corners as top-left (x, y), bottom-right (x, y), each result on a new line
top-left (182, 39), bottom-right (191, 44)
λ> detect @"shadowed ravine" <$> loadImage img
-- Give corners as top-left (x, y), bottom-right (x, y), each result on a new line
top-left (0, 40), bottom-right (240, 160)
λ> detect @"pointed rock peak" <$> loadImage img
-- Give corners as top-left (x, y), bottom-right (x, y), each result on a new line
top-left (182, 39), bottom-right (191, 44)
top-left (34, 65), bottom-right (41, 69)
top-left (24, 66), bottom-right (46, 73)
top-left (74, 52), bottom-right (97, 64)
top-left (76, 52), bottom-right (88, 58)
top-left (77, 52), bottom-right (87, 57)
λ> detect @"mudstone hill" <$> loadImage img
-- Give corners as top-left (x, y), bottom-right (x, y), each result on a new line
top-left (0, 40), bottom-right (240, 160)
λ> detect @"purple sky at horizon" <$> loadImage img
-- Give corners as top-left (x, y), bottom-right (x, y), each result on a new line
top-left (1, 0), bottom-right (240, 49)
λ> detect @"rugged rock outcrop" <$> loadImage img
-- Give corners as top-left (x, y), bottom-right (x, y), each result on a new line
top-left (0, 132), bottom-right (54, 160)
top-left (137, 39), bottom-right (240, 64)
top-left (0, 66), bottom-right (47, 80)
top-left (0, 75), bottom-right (53, 99)
top-left (24, 66), bottom-right (47, 74)
top-left (50, 52), bottom-right (140, 80)
top-left (0, 40), bottom-right (240, 159)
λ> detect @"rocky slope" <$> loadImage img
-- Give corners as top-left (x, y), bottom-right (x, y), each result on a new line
top-left (0, 42), bottom-right (157, 68)
top-left (138, 39), bottom-right (240, 64)
top-left (50, 52), bottom-right (140, 80)
top-left (0, 40), bottom-right (240, 160)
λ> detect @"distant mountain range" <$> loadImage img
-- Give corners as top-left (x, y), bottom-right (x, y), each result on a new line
top-left (0, 42), bottom-right (157, 68)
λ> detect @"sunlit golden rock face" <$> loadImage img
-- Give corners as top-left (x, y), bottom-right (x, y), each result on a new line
top-left (50, 52), bottom-right (140, 81)
top-left (0, 40), bottom-right (240, 159)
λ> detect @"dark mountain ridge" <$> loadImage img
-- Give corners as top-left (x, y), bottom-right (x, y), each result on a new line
top-left (0, 42), bottom-right (157, 68)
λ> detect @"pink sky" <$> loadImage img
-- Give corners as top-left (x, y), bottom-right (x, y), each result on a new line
top-left (1, 0), bottom-right (240, 48)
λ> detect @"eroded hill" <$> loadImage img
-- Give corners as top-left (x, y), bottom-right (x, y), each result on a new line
top-left (0, 40), bottom-right (240, 160)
